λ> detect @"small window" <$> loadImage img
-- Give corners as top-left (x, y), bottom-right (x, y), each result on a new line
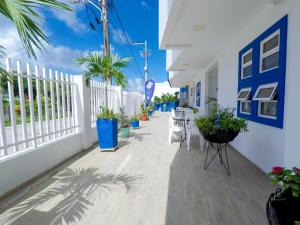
top-left (237, 87), bottom-right (251, 101)
top-left (259, 101), bottom-right (277, 119)
top-left (253, 82), bottom-right (278, 101)
top-left (240, 101), bottom-right (251, 115)
top-left (241, 49), bottom-right (253, 79)
top-left (260, 30), bottom-right (280, 72)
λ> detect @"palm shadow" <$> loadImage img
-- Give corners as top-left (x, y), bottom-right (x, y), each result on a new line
top-left (1, 168), bottom-right (141, 225)
top-left (130, 132), bottom-right (151, 142)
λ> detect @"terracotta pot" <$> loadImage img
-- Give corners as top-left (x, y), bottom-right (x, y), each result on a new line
top-left (140, 114), bottom-right (148, 121)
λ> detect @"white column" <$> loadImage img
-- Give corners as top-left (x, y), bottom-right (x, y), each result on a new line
top-left (73, 75), bottom-right (93, 149)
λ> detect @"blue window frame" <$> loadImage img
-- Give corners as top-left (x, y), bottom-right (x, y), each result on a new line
top-left (237, 15), bottom-right (288, 128)
top-left (196, 82), bottom-right (201, 107)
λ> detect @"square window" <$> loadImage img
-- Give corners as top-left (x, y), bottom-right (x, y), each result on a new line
top-left (259, 101), bottom-right (277, 119)
top-left (240, 101), bottom-right (251, 114)
top-left (253, 82), bottom-right (278, 101)
top-left (262, 52), bottom-right (279, 71)
top-left (263, 35), bottom-right (279, 53)
top-left (260, 30), bottom-right (280, 73)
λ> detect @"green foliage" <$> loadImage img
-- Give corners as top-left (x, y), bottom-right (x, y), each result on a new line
top-left (97, 107), bottom-right (117, 120)
top-left (148, 101), bottom-right (154, 112)
top-left (195, 105), bottom-right (248, 135)
top-left (160, 94), bottom-right (168, 103)
top-left (130, 115), bottom-right (139, 122)
top-left (269, 167), bottom-right (300, 198)
top-left (0, 0), bottom-right (71, 59)
top-left (160, 92), bottom-right (179, 103)
top-left (154, 96), bottom-right (160, 104)
top-left (76, 53), bottom-right (129, 88)
top-left (117, 107), bottom-right (130, 128)
top-left (193, 108), bottom-right (199, 114)
top-left (140, 103), bottom-right (147, 115)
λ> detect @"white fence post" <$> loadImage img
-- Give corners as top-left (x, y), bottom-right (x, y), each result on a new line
top-left (73, 75), bottom-right (92, 149)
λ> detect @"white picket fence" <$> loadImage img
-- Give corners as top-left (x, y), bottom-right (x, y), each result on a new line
top-left (0, 58), bottom-right (143, 159)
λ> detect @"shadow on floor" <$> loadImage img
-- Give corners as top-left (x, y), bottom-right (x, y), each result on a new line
top-left (165, 137), bottom-right (272, 225)
top-left (130, 132), bottom-right (151, 142)
top-left (1, 167), bottom-right (141, 225)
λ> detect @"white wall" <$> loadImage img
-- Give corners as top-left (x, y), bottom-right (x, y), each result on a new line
top-left (154, 82), bottom-right (179, 98)
top-left (188, 0), bottom-right (300, 172)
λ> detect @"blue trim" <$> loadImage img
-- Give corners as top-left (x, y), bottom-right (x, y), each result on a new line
top-left (237, 15), bottom-right (288, 129)
top-left (196, 81), bottom-right (201, 107)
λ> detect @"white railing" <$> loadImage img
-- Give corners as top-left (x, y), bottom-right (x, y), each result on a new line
top-left (0, 58), bottom-right (78, 158)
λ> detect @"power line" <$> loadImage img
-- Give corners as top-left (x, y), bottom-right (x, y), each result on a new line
top-left (110, 0), bottom-right (144, 79)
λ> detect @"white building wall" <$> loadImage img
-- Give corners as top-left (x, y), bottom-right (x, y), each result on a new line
top-left (186, 0), bottom-right (300, 172)
top-left (154, 82), bottom-right (179, 98)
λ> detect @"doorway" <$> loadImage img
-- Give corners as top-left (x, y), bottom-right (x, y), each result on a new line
top-left (205, 63), bottom-right (218, 115)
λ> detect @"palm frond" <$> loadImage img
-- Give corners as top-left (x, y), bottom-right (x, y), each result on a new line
top-left (0, 0), bottom-right (72, 59)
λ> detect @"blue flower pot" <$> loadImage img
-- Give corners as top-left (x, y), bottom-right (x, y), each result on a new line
top-left (96, 119), bottom-right (118, 150)
top-left (161, 103), bottom-right (168, 112)
top-left (131, 120), bottom-right (139, 129)
top-left (121, 127), bottom-right (130, 138)
top-left (154, 102), bottom-right (160, 111)
top-left (168, 102), bottom-right (176, 110)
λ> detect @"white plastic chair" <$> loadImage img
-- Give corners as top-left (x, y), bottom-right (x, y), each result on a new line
top-left (168, 115), bottom-right (184, 144)
top-left (185, 113), bottom-right (203, 151)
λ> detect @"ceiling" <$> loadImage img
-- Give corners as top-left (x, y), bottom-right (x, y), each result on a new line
top-left (162, 0), bottom-right (274, 86)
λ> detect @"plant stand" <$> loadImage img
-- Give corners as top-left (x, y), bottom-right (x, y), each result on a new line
top-left (204, 142), bottom-right (231, 176)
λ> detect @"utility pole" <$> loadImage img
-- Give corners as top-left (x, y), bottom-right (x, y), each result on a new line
top-left (132, 40), bottom-right (150, 108)
top-left (100, 0), bottom-right (110, 57)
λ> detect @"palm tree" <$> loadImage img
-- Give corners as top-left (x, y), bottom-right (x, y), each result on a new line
top-left (0, 0), bottom-right (72, 81)
top-left (76, 53), bottom-right (130, 108)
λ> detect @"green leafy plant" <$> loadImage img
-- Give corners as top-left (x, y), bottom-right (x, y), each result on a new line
top-left (161, 94), bottom-right (169, 104)
top-left (76, 54), bottom-right (129, 107)
top-left (269, 166), bottom-right (300, 198)
top-left (154, 96), bottom-right (161, 104)
top-left (148, 102), bottom-right (154, 112)
top-left (140, 103), bottom-right (147, 115)
top-left (130, 115), bottom-right (139, 122)
top-left (117, 107), bottom-right (130, 128)
top-left (195, 105), bottom-right (248, 135)
top-left (193, 108), bottom-right (199, 114)
top-left (97, 107), bottom-right (117, 120)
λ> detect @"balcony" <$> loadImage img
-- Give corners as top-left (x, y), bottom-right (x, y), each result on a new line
top-left (0, 112), bottom-right (273, 225)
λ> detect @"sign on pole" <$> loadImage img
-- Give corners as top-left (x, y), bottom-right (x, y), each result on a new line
top-left (145, 79), bottom-right (155, 105)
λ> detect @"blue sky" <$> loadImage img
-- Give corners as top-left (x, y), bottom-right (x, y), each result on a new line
top-left (0, 0), bottom-right (167, 92)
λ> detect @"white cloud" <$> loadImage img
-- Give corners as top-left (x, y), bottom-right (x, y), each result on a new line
top-left (127, 78), bottom-right (144, 93)
top-left (111, 27), bottom-right (132, 45)
top-left (50, 0), bottom-right (90, 34)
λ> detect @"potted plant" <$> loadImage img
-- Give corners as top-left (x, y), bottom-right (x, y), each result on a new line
top-left (195, 106), bottom-right (248, 143)
top-left (266, 167), bottom-right (300, 225)
top-left (118, 107), bottom-right (130, 138)
top-left (96, 107), bottom-right (118, 151)
top-left (154, 96), bottom-right (161, 111)
top-left (140, 103), bottom-right (148, 121)
top-left (148, 101), bottom-right (154, 116)
top-left (131, 115), bottom-right (140, 129)
top-left (76, 53), bottom-right (129, 150)
top-left (160, 94), bottom-right (169, 112)
top-left (168, 93), bottom-right (179, 110)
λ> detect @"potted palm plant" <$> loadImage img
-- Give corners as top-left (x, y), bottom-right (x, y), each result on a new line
top-left (131, 115), bottom-right (140, 129)
top-left (266, 167), bottom-right (300, 225)
top-left (154, 96), bottom-right (161, 111)
top-left (148, 101), bottom-right (154, 116)
top-left (76, 53), bottom-right (129, 151)
top-left (160, 94), bottom-right (169, 112)
top-left (118, 107), bottom-right (131, 138)
top-left (195, 106), bottom-right (248, 144)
